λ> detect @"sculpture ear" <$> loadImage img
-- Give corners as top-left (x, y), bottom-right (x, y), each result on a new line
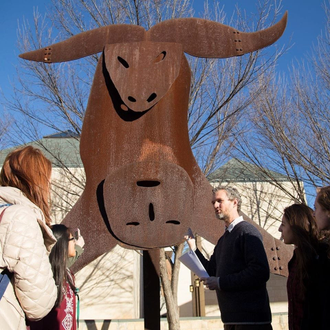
top-left (149, 12), bottom-right (288, 58)
top-left (19, 25), bottom-right (146, 63)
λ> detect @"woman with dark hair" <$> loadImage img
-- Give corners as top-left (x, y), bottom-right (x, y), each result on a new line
top-left (0, 146), bottom-right (57, 329)
top-left (314, 186), bottom-right (330, 234)
top-left (279, 203), bottom-right (328, 330)
top-left (30, 224), bottom-right (78, 330)
top-left (313, 186), bottom-right (330, 327)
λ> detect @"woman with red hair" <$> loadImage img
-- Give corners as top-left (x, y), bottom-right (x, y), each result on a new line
top-left (0, 146), bottom-right (57, 330)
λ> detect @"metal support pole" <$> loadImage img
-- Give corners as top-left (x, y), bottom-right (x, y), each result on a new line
top-left (143, 250), bottom-right (160, 330)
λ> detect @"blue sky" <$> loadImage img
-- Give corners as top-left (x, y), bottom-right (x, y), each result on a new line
top-left (0, 0), bottom-right (326, 205)
top-left (0, 0), bottom-right (327, 99)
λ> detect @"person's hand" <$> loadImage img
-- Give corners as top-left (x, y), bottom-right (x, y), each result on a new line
top-left (184, 228), bottom-right (196, 250)
top-left (201, 276), bottom-right (219, 290)
top-left (184, 235), bottom-right (196, 250)
top-left (75, 230), bottom-right (85, 248)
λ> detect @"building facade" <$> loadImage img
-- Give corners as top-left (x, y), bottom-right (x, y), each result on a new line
top-left (0, 134), bottom-right (298, 326)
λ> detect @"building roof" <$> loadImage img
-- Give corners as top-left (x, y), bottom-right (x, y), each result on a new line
top-left (0, 131), bottom-right (82, 168)
top-left (207, 158), bottom-right (289, 183)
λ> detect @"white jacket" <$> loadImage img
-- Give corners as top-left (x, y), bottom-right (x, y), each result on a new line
top-left (0, 186), bottom-right (57, 330)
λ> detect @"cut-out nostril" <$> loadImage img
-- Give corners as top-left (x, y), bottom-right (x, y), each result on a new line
top-left (155, 51), bottom-right (166, 63)
top-left (118, 56), bottom-right (129, 68)
top-left (137, 181), bottom-right (160, 187)
top-left (147, 93), bottom-right (157, 102)
top-left (149, 203), bottom-right (155, 221)
top-left (128, 96), bottom-right (136, 102)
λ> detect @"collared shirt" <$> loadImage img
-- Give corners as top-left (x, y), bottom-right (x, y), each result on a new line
top-left (226, 216), bottom-right (244, 233)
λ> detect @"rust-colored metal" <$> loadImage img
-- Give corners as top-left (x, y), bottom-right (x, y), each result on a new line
top-left (20, 14), bottom-right (291, 275)
top-left (241, 213), bottom-right (293, 277)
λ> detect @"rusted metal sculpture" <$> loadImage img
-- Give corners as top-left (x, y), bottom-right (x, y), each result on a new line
top-left (20, 13), bottom-right (292, 275)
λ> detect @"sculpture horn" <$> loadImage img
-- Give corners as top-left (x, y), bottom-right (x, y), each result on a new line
top-left (19, 24), bottom-right (146, 63)
top-left (149, 12), bottom-right (288, 58)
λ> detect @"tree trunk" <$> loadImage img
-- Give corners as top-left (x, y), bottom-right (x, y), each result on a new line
top-left (159, 248), bottom-right (180, 330)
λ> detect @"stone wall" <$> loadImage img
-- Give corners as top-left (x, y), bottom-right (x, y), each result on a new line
top-left (77, 314), bottom-right (289, 330)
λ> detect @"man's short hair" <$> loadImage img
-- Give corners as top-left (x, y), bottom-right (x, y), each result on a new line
top-left (212, 186), bottom-right (242, 213)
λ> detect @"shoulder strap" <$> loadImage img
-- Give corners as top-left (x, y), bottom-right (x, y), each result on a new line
top-left (0, 204), bottom-right (13, 300)
top-left (0, 209), bottom-right (6, 222)
top-left (0, 204), bottom-right (12, 223)
top-left (0, 203), bottom-right (12, 208)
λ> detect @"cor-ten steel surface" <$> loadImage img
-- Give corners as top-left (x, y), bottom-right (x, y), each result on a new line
top-left (20, 14), bottom-right (292, 275)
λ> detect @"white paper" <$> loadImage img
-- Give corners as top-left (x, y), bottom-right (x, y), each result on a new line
top-left (179, 250), bottom-right (209, 278)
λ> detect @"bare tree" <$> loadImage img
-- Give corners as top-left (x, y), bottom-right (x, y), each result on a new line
top-left (313, 0), bottom-right (330, 91)
top-left (0, 116), bottom-right (12, 149)
top-left (235, 1), bottom-right (330, 206)
top-left (2, 0), bottom-right (288, 328)
top-left (159, 244), bottom-right (184, 330)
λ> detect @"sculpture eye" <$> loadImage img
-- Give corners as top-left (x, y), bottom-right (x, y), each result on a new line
top-left (155, 51), bottom-right (166, 63)
top-left (117, 56), bottom-right (129, 68)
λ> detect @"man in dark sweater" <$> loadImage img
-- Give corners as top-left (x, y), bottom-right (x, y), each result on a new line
top-left (187, 186), bottom-right (272, 330)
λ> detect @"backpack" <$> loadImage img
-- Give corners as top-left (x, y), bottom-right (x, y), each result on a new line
top-left (0, 204), bottom-right (12, 300)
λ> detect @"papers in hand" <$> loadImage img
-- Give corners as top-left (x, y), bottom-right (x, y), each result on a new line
top-left (179, 250), bottom-right (209, 278)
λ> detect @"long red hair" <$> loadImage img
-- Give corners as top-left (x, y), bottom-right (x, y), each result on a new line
top-left (0, 146), bottom-right (52, 226)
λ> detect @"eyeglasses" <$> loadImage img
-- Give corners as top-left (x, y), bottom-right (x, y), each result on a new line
top-left (68, 237), bottom-right (75, 241)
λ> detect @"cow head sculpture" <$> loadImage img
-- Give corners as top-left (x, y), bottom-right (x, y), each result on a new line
top-left (20, 14), bottom-right (291, 274)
